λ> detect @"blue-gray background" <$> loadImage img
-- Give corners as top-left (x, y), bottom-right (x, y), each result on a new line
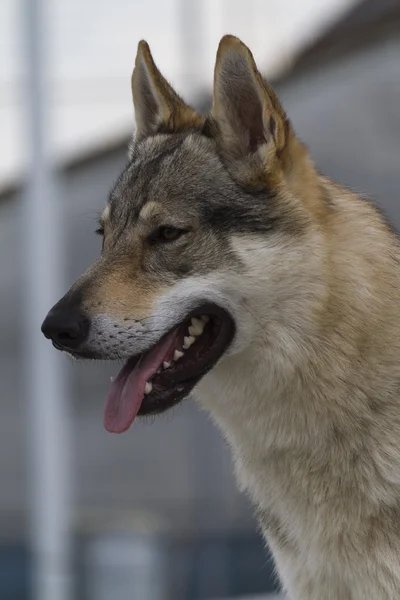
top-left (0, 1), bottom-right (399, 598)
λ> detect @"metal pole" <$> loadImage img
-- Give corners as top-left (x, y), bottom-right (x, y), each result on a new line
top-left (22, 1), bottom-right (72, 599)
top-left (178, 0), bottom-right (204, 101)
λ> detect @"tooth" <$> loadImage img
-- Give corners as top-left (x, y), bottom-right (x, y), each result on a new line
top-left (173, 350), bottom-right (184, 361)
top-left (201, 315), bottom-right (210, 323)
top-left (110, 376), bottom-right (115, 382)
top-left (189, 317), bottom-right (205, 336)
top-left (189, 326), bottom-right (200, 336)
top-left (156, 368), bottom-right (161, 374)
top-left (163, 361), bottom-right (171, 369)
top-left (183, 335), bottom-right (196, 349)
top-left (144, 381), bottom-right (153, 395)
top-left (192, 316), bottom-right (203, 328)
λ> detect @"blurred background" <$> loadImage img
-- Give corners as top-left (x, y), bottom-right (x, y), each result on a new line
top-left (0, 0), bottom-right (399, 598)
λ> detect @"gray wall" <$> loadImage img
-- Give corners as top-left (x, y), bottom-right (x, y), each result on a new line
top-left (278, 33), bottom-right (400, 225)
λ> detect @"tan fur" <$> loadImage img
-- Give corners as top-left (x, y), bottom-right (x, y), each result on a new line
top-left (74, 250), bottom-right (170, 321)
top-left (194, 41), bottom-right (400, 598)
top-left (196, 186), bottom-right (400, 599)
top-left (138, 200), bottom-right (162, 221)
top-left (45, 35), bottom-right (400, 599)
top-left (132, 38), bottom-right (400, 598)
top-left (100, 203), bottom-right (110, 224)
top-left (82, 275), bottom-right (167, 320)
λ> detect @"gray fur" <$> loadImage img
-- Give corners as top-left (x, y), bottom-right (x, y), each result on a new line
top-left (43, 36), bottom-right (400, 599)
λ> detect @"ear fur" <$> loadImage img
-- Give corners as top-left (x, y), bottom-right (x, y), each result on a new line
top-left (211, 35), bottom-right (296, 184)
top-left (132, 40), bottom-right (204, 141)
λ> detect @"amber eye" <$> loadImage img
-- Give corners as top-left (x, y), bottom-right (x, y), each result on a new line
top-left (148, 226), bottom-right (187, 244)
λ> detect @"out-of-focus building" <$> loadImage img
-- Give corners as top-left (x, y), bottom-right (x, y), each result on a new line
top-left (276, 0), bottom-right (400, 228)
top-left (0, 0), bottom-right (399, 598)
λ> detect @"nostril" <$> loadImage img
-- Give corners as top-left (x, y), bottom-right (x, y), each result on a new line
top-left (58, 331), bottom-right (76, 341)
top-left (58, 325), bottom-right (81, 341)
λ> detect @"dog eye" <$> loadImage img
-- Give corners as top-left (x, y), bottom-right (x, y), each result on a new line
top-left (148, 226), bottom-right (187, 244)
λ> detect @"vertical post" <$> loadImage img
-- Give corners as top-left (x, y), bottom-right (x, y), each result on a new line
top-left (178, 0), bottom-right (204, 100)
top-left (22, 1), bottom-right (72, 600)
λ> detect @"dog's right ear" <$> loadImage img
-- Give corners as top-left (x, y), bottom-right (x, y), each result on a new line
top-left (132, 41), bottom-right (203, 141)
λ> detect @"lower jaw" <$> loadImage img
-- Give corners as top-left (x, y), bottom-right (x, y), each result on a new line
top-left (111, 306), bottom-right (236, 426)
top-left (63, 304), bottom-right (236, 433)
top-left (137, 382), bottom-right (193, 416)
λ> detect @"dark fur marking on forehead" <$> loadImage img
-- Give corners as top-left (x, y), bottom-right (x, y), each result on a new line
top-left (108, 136), bottom-right (184, 229)
top-left (204, 202), bottom-right (279, 235)
top-left (201, 183), bottom-right (280, 235)
top-left (201, 176), bottom-right (306, 237)
top-left (108, 131), bottom-right (306, 242)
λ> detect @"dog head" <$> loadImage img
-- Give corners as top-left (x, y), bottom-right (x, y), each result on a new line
top-left (41, 36), bottom-right (327, 433)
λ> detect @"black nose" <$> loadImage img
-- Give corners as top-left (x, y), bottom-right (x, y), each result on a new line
top-left (41, 306), bottom-right (90, 350)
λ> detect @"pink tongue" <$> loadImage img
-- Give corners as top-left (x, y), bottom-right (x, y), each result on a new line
top-left (104, 330), bottom-right (179, 434)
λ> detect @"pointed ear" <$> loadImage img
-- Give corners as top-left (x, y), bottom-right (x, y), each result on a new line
top-left (211, 35), bottom-right (291, 167)
top-left (131, 41), bottom-right (203, 141)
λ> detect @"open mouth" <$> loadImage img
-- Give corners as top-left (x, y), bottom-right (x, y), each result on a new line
top-left (104, 304), bottom-right (235, 434)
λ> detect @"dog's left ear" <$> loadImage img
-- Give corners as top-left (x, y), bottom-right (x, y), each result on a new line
top-left (132, 41), bottom-right (203, 141)
top-left (211, 35), bottom-right (296, 182)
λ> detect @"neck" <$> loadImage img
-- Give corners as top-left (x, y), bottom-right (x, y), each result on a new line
top-left (196, 185), bottom-right (400, 512)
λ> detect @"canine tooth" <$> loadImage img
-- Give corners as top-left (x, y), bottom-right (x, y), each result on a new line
top-left (110, 376), bottom-right (115, 383)
top-left (144, 381), bottom-right (153, 395)
top-left (173, 350), bottom-right (184, 361)
top-left (191, 316), bottom-right (204, 328)
top-left (163, 361), bottom-right (171, 369)
top-left (183, 335), bottom-right (196, 349)
top-left (189, 317), bottom-right (204, 336)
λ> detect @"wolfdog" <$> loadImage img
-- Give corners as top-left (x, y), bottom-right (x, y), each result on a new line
top-left (42, 35), bottom-right (400, 599)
